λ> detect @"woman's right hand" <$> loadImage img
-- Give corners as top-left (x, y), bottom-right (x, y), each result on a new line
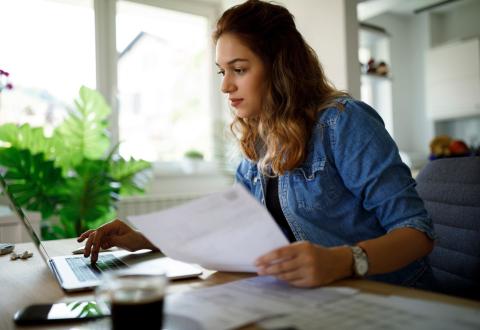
top-left (77, 219), bottom-right (159, 264)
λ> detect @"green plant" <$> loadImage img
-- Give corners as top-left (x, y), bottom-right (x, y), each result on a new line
top-left (0, 86), bottom-right (152, 239)
top-left (184, 149), bottom-right (204, 160)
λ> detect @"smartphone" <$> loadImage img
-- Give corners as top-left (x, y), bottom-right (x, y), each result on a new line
top-left (13, 300), bottom-right (109, 325)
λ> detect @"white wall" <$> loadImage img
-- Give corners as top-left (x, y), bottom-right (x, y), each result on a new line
top-left (410, 13), bottom-right (434, 158)
top-left (366, 13), bottom-right (433, 156)
top-left (282, 0), bottom-right (360, 97)
top-left (365, 14), bottom-right (413, 151)
top-left (147, 172), bottom-right (234, 195)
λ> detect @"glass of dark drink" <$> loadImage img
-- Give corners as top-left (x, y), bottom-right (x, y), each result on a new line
top-left (96, 271), bottom-right (167, 330)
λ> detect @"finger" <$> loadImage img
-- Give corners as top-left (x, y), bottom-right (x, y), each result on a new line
top-left (84, 231), bottom-right (96, 258)
top-left (255, 245), bottom-right (299, 267)
top-left (90, 231), bottom-right (105, 264)
top-left (77, 229), bottom-right (94, 242)
top-left (257, 257), bottom-right (303, 276)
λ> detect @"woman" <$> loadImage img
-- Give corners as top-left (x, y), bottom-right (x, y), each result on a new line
top-left (79, 0), bottom-right (436, 289)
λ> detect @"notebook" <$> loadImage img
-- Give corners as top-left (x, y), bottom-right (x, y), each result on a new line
top-left (0, 168), bottom-right (202, 292)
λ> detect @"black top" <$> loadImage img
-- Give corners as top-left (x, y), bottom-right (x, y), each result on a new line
top-left (265, 176), bottom-right (296, 243)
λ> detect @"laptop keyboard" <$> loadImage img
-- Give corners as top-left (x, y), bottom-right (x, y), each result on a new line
top-left (66, 254), bottom-right (127, 282)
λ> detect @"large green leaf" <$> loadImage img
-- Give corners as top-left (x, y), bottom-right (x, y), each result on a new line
top-left (54, 86), bottom-right (111, 171)
top-left (0, 123), bottom-right (19, 146)
top-left (110, 157), bottom-right (152, 196)
top-left (0, 123), bottom-right (57, 158)
top-left (0, 147), bottom-right (64, 219)
top-left (58, 159), bottom-right (119, 236)
top-left (0, 86), bottom-right (151, 240)
top-left (85, 208), bottom-right (117, 231)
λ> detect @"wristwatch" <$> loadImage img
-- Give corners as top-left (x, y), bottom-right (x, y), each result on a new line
top-left (350, 246), bottom-right (369, 277)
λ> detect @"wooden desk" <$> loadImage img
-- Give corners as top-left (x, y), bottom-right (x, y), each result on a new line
top-left (1, 239), bottom-right (479, 330)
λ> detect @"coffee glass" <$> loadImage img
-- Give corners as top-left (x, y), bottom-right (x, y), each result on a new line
top-left (96, 271), bottom-right (168, 330)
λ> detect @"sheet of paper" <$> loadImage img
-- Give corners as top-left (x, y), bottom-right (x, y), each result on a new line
top-left (257, 291), bottom-right (480, 330)
top-left (128, 184), bottom-right (289, 272)
top-left (165, 276), bottom-right (357, 330)
top-left (384, 295), bottom-right (480, 328)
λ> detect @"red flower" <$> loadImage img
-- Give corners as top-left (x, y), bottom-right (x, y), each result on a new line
top-left (6, 83), bottom-right (13, 90)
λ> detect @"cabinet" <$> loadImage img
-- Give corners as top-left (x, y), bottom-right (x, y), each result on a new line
top-left (426, 38), bottom-right (480, 120)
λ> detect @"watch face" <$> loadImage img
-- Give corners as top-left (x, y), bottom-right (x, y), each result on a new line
top-left (356, 260), bottom-right (368, 276)
top-left (352, 246), bottom-right (368, 276)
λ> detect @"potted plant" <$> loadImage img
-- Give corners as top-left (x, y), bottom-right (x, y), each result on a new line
top-left (182, 149), bottom-right (204, 174)
top-left (0, 86), bottom-right (152, 239)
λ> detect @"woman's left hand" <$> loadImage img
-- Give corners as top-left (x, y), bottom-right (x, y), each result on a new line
top-left (255, 241), bottom-right (352, 288)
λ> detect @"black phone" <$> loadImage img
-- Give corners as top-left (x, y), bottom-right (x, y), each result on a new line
top-left (13, 300), bottom-right (109, 325)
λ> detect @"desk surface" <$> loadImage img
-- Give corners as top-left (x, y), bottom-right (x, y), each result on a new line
top-left (1, 239), bottom-right (479, 330)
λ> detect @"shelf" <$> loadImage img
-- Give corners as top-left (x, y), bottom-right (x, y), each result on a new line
top-left (361, 73), bottom-right (392, 83)
top-left (359, 23), bottom-right (390, 48)
top-left (360, 23), bottom-right (389, 36)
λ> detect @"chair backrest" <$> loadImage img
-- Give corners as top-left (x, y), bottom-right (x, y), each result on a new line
top-left (415, 156), bottom-right (480, 300)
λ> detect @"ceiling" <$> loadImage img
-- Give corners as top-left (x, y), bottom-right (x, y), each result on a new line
top-left (357, 0), bottom-right (473, 21)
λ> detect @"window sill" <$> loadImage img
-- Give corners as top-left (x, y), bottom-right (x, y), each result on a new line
top-left (152, 160), bottom-right (235, 178)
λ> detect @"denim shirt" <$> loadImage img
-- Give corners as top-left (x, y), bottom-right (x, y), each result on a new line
top-left (235, 98), bottom-right (437, 286)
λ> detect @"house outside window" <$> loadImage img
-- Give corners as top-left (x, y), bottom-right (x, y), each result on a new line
top-left (116, 1), bottom-right (213, 163)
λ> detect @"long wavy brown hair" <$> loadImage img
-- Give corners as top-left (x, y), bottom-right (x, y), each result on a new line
top-left (213, 0), bottom-right (348, 175)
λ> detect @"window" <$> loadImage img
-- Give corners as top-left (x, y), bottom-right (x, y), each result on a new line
top-left (0, 0), bottom-right (221, 170)
top-left (116, 1), bottom-right (212, 162)
top-left (0, 0), bottom-right (95, 135)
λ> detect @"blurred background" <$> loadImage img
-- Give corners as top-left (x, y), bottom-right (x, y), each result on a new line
top-left (1, 0), bottom-right (479, 241)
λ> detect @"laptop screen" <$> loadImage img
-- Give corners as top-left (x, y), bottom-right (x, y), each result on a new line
top-left (0, 167), bottom-right (51, 262)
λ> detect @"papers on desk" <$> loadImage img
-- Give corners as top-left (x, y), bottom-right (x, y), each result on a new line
top-left (128, 184), bottom-right (289, 272)
top-left (165, 276), bottom-right (480, 330)
top-left (165, 276), bottom-right (357, 330)
top-left (257, 292), bottom-right (480, 330)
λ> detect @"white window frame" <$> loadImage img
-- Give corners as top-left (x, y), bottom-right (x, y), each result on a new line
top-left (94, 0), bottom-right (223, 175)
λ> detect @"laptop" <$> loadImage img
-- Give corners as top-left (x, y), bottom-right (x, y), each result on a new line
top-left (0, 169), bottom-right (202, 292)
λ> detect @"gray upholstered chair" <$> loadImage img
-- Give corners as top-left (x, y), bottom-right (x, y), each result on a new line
top-left (415, 156), bottom-right (480, 300)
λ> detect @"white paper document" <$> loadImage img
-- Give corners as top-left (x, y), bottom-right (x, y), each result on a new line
top-left (165, 276), bottom-right (357, 330)
top-left (166, 276), bottom-right (480, 330)
top-left (128, 184), bottom-right (289, 272)
top-left (258, 293), bottom-right (480, 330)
